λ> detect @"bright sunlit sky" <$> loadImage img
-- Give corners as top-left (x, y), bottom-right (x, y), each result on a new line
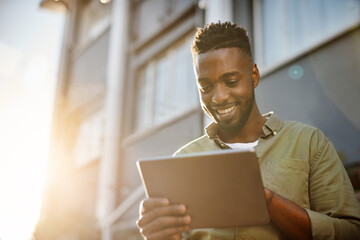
top-left (0, 1), bottom-right (64, 239)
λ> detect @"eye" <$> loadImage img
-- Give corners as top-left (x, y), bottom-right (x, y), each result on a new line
top-left (199, 83), bottom-right (212, 93)
top-left (225, 78), bottom-right (239, 87)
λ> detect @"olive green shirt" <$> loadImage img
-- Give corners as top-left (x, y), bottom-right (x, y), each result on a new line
top-left (174, 113), bottom-right (360, 239)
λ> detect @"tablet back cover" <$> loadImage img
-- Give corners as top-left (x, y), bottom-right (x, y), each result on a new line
top-left (137, 150), bottom-right (270, 229)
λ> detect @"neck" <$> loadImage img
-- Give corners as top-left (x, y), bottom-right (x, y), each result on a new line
top-left (218, 104), bottom-right (266, 143)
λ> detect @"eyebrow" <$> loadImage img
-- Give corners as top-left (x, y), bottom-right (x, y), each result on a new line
top-left (220, 71), bottom-right (240, 79)
top-left (197, 71), bottom-right (241, 83)
top-left (198, 78), bottom-right (209, 83)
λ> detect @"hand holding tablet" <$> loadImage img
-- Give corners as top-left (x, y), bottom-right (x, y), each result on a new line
top-left (137, 149), bottom-right (270, 229)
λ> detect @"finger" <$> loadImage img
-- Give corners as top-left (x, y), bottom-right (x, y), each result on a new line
top-left (141, 215), bottom-right (191, 236)
top-left (143, 233), bottom-right (182, 240)
top-left (140, 198), bottom-right (170, 215)
top-left (146, 225), bottom-right (189, 240)
top-left (137, 204), bottom-right (187, 228)
top-left (168, 234), bottom-right (182, 240)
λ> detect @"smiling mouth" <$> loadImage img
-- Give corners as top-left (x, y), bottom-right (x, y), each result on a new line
top-left (215, 105), bottom-right (237, 115)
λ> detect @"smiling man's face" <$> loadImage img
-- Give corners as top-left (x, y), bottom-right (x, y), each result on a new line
top-left (195, 47), bottom-right (259, 135)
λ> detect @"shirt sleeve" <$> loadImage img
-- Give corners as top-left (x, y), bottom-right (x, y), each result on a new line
top-left (307, 129), bottom-right (360, 239)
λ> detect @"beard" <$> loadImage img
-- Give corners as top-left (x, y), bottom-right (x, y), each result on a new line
top-left (219, 96), bottom-right (254, 133)
top-left (203, 89), bottom-right (255, 134)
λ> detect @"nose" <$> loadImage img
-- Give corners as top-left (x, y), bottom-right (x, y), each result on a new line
top-left (212, 84), bottom-right (228, 104)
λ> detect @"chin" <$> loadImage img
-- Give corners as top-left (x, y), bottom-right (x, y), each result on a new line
top-left (219, 122), bottom-right (242, 133)
top-left (218, 116), bottom-right (248, 133)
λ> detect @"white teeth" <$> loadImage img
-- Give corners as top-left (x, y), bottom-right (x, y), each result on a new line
top-left (217, 105), bottom-right (236, 115)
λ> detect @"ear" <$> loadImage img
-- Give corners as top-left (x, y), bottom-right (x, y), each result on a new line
top-left (252, 64), bottom-right (260, 88)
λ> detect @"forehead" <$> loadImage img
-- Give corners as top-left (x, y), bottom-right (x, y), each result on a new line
top-left (195, 48), bottom-right (252, 77)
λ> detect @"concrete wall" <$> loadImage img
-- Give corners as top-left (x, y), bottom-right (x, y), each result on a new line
top-left (256, 28), bottom-right (360, 163)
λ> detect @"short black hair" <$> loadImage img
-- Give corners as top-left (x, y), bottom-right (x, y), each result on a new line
top-left (192, 21), bottom-right (252, 58)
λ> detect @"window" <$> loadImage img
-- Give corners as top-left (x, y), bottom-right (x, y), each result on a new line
top-left (74, 109), bottom-right (105, 166)
top-left (77, 0), bottom-right (111, 47)
top-left (68, 30), bottom-right (109, 110)
top-left (134, 34), bottom-right (198, 132)
top-left (254, 0), bottom-right (360, 71)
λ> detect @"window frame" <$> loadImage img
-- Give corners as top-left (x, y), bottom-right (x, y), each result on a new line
top-left (131, 32), bottom-right (199, 135)
top-left (122, 9), bottom-right (204, 145)
top-left (253, 0), bottom-right (360, 77)
top-left (72, 0), bottom-right (112, 59)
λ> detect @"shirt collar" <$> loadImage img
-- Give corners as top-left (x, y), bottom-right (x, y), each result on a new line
top-left (205, 112), bottom-right (284, 140)
top-left (260, 112), bottom-right (283, 138)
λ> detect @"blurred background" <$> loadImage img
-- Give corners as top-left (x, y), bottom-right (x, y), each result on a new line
top-left (0, 0), bottom-right (359, 239)
top-left (0, 1), bottom-right (64, 239)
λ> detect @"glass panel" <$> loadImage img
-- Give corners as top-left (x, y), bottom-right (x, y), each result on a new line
top-left (135, 62), bottom-right (155, 131)
top-left (77, 0), bottom-right (112, 46)
top-left (134, 68), bottom-right (147, 131)
top-left (68, 30), bottom-right (109, 110)
top-left (134, 34), bottom-right (198, 132)
top-left (154, 54), bottom-right (171, 124)
top-left (259, 0), bottom-right (360, 69)
top-left (74, 109), bottom-right (105, 166)
top-left (173, 37), bottom-right (198, 110)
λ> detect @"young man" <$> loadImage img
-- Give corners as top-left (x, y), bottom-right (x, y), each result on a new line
top-left (136, 22), bottom-right (360, 240)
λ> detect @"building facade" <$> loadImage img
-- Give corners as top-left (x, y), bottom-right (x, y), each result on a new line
top-left (35, 0), bottom-right (360, 239)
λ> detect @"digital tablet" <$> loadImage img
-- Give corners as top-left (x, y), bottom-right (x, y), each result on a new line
top-left (136, 149), bottom-right (270, 229)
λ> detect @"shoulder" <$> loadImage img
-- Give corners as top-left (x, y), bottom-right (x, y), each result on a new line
top-left (282, 120), bottom-right (331, 160)
top-left (264, 113), bottom-right (325, 142)
top-left (173, 135), bottom-right (221, 156)
top-left (283, 120), bottom-right (317, 133)
top-left (282, 120), bottom-right (328, 142)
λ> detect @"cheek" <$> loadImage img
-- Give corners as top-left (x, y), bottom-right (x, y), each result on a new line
top-left (232, 83), bottom-right (253, 98)
top-left (199, 92), bottom-right (211, 105)
top-left (231, 88), bottom-right (247, 99)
